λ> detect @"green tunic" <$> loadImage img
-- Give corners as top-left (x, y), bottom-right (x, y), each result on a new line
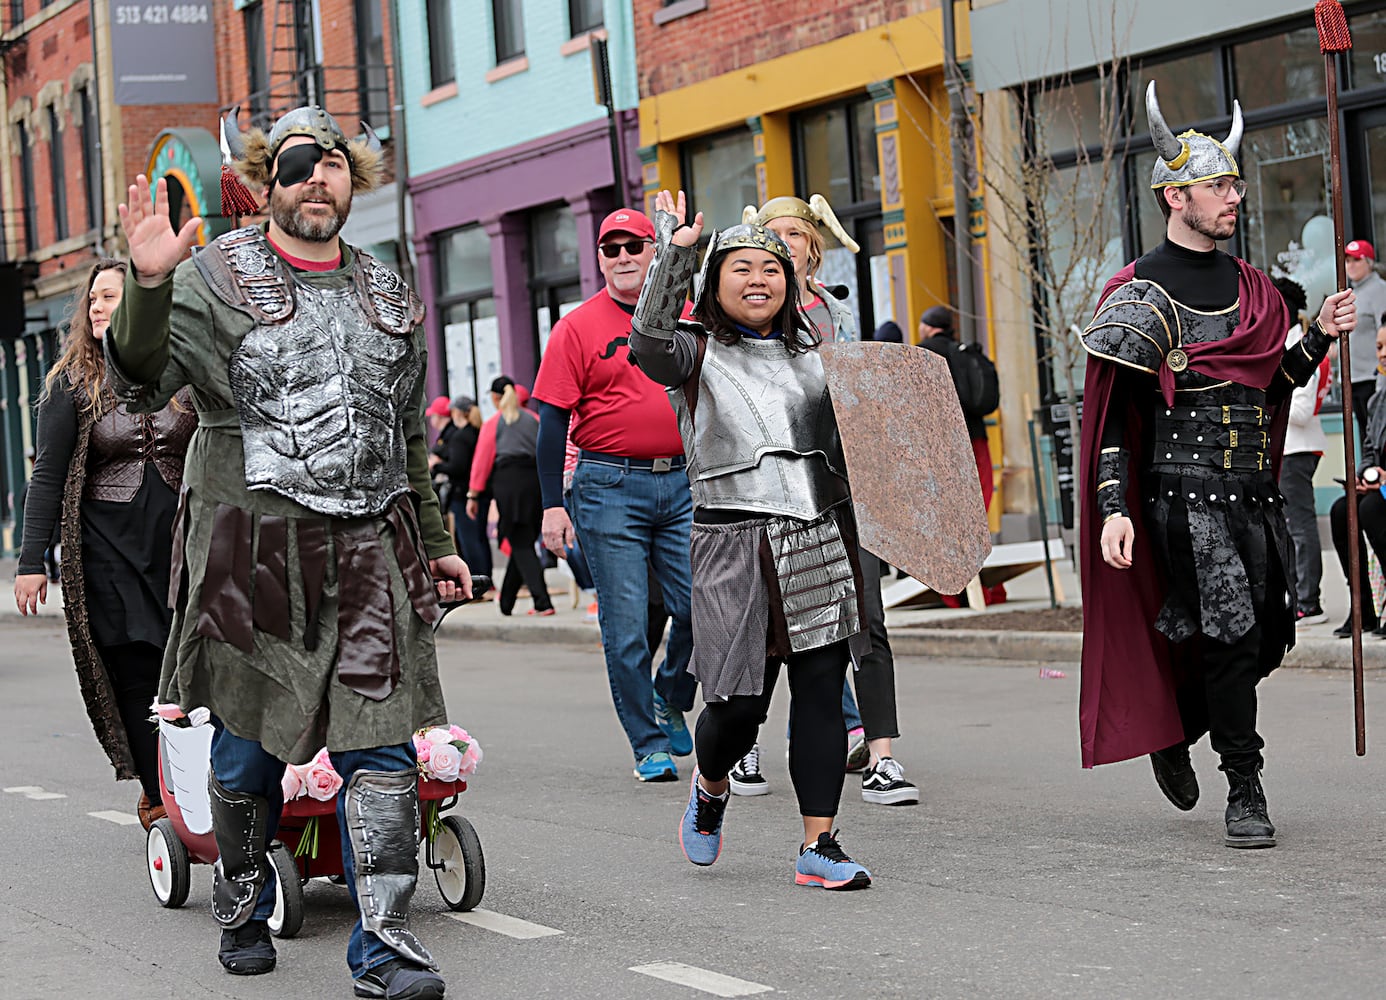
top-left (108, 236), bottom-right (455, 764)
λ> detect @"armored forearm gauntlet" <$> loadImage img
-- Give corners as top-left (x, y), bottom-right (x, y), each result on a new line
top-left (1279, 321), bottom-right (1334, 388)
top-left (1096, 447), bottom-right (1130, 521)
top-left (632, 212), bottom-right (697, 343)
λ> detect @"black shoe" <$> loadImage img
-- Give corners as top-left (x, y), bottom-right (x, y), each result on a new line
top-left (1334, 615), bottom-right (1381, 637)
top-left (1149, 743), bottom-right (1198, 811)
top-left (1223, 766), bottom-right (1276, 849)
top-left (354, 958), bottom-right (446, 1000)
top-left (218, 920), bottom-right (276, 976)
top-left (1373, 620), bottom-right (1386, 639)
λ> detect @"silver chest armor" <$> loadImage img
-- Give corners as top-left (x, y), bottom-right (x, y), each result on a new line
top-left (673, 335), bottom-right (850, 520)
top-left (201, 227), bottom-right (423, 517)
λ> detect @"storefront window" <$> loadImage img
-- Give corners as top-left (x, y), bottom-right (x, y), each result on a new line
top-left (1030, 75), bottom-right (1122, 156)
top-left (1130, 51), bottom-right (1220, 131)
top-left (1238, 119), bottom-right (1330, 281)
top-left (795, 97), bottom-right (881, 211)
top-left (439, 225), bottom-right (492, 297)
top-left (1348, 9), bottom-right (1386, 90)
top-left (682, 128), bottom-right (758, 231)
top-left (437, 224), bottom-right (497, 412)
top-left (529, 204), bottom-right (581, 358)
top-left (1232, 27), bottom-right (1325, 107)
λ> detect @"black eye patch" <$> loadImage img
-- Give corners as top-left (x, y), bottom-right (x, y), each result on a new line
top-left (272, 143), bottom-right (325, 190)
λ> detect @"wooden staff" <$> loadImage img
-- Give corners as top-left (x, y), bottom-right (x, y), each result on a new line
top-left (1316, 0), bottom-right (1366, 755)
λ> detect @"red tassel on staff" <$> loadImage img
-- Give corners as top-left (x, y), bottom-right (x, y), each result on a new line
top-left (1316, 0), bottom-right (1352, 52)
top-left (220, 166), bottom-right (261, 217)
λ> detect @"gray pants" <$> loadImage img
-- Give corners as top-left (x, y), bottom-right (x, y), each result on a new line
top-left (1279, 452), bottom-right (1322, 608)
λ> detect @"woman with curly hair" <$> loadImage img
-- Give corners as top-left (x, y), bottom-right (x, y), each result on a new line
top-left (630, 190), bottom-right (873, 889)
top-left (14, 258), bottom-right (196, 828)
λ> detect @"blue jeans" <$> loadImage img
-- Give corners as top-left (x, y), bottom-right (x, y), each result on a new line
top-left (210, 724), bottom-right (419, 979)
top-left (570, 459), bottom-right (696, 760)
top-left (450, 496), bottom-right (492, 578)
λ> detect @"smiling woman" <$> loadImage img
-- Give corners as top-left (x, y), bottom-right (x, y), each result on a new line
top-left (627, 189), bottom-right (875, 890)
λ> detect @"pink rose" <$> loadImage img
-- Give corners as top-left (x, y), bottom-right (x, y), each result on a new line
top-left (304, 759), bottom-right (343, 801)
top-left (448, 725), bottom-right (470, 743)
top-left (427, 742), bottom-right (462, 782)
top-left (458, 741), bottom-right (483, 777)
top-left (424, 727), bottom-right (453, 746)
top-left (412, 732), bottom-right (429, 753)
top-left (416, 743), bottom-right (432, 763)
top-left (281, 764), bottom-right (304, 800)
top-left (151, 701), bottom-right (186, 721)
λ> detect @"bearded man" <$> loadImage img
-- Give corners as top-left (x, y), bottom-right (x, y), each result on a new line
top-left (1078, 84), bottom-right (1355, 850)
top-left (107, 106), bottom-right (466, 1000)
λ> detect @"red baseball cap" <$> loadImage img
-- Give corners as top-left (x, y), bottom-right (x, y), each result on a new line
top-left (1346, 239), bottom-right (1376, 261)
top-left (598, 208), bottom-right (655, 242)
top-left (425, 395), bottom-right (451, 417)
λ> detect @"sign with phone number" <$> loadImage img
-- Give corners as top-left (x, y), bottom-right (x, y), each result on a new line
top-left (109, 0), bottom-right (215, 105)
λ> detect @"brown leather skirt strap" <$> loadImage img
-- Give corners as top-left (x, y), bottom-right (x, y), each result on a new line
top-left (167, 483), bottom-right (190, 610)
top-left (252, 515), bottom-right (292, 641)
top-left (333, 523), bottom-right (399, 702)
top-left (196, 503), bottom-right (255, 653)
top-left (297, 521), bottom-right (329, 652)
top-left (387, 497), bottom-right (441, 625)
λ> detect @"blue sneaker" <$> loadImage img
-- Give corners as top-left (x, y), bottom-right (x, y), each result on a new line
top-left (634, 751), bottom-right (678, 782)
top-left (653, 691), bottom-right (693, 757)
top-left (679, 770), bottom-right (727, 866)
top-left (795, 831), bottom-right (871, 890)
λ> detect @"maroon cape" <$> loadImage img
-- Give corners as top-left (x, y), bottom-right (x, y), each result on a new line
top-left (1078, 258), bottom-right (1290, 767)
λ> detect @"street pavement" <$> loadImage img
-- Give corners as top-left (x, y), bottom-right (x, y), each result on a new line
top-left (3, 610), bottom-right (1386, 1000)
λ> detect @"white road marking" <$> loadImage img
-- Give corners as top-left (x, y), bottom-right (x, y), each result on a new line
top-left (446, 908), bottom-right (563, 939)
top-left (629, 962), bottom-right (773, 997)
top-left (4, 785), bottom-right (66, 800)
top-left (88, 810), bottom-right (141, 826)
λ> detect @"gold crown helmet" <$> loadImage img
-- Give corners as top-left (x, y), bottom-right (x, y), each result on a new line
top-left (220, 104), bottom-right (384, 194)
top-left (742, 194), bottom-right (860, 253)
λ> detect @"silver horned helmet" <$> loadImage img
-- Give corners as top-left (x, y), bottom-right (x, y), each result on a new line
top-left (692, 223), bottom-right (794, 316)
top-left (1146, 81), bottom-right (1243, 190)
top-left (220, 104), bottom-right (384, 193)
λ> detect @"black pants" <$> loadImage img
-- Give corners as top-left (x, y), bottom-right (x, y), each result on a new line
top-left (694, 640), bottom-right (848, 817)
top-left (854, 549), bottom-right (899, 740)
top-left (1353, 379), bottom-right (1375, 447)
top-left (1279, 453), bottom-right (1323, 607)
top-left (99, 641), bottom-right (164, 802)
top-left (498, 522), bottom-right (554, 614)
top-left (1174, 625), bottom-right (1269, 774)
top-left (1330, 490), bottom-right (1386, 626)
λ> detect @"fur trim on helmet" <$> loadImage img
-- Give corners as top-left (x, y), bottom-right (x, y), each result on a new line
top-left (226, 108), bottom-right (384, 194)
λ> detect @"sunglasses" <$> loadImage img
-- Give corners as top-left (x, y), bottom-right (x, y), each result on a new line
top-left (598, 239), bottom-right (651, 259)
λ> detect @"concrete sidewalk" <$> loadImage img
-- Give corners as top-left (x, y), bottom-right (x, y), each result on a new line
top-left (7, 546), bottom-right (1382, 670)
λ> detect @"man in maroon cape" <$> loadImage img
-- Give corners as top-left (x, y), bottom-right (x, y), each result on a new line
top-left (1078, 83), bottom-right (1355, 849)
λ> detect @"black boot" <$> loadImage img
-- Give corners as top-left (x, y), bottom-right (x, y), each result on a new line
top-left (218, 920), bottom-right (276, 975)
top-left (1223, 766), bottom-right (1276, 848)
top-left (1149, 743), bottom-right (1198, 811)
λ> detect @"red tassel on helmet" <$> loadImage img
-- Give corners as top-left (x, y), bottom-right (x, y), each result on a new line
top-left (220, 166), bottom-right (261, 217)
top-left (1316, 0), bottom-right (1352, 53)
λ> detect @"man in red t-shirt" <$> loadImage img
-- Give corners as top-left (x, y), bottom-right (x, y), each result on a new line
top-left (533, 208), bottom-right (696, 783)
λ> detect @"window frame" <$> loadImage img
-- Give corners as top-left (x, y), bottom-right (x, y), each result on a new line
top-left (492, 0), bottom-right (525, 65)
top-left (426, 0), bottom-right (456, 89)
top-left (567, 0), bottom-right (602, 37)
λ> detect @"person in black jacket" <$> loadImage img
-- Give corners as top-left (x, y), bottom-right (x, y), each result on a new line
top-left (437, 396), bottom-right (491, 577)
top-left (1330, 324), bottom-right (1386, 637)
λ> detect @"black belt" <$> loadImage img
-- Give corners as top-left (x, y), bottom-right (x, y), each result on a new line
top-left (1157, 404), bottom-right (1266, 427)
top-left (578, 449), bottom-right (686, 473)
top-left (1152, 443), bottom-right (1266, 472)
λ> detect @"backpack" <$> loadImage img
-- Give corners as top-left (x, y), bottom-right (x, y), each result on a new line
top-left (952, 342), bottom-right (1000, 417)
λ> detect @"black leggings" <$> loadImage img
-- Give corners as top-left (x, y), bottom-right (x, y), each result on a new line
top-left (855, 549), bottom-right (899, 740)
top-left (99, 641), bottom-right (164, 803)
top-left (694, 640), bottom-right (849, 818)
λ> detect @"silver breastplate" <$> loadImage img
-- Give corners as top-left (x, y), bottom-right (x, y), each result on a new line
top-left (675, 336), bottom-right (849, 520)
top-left (229, 284), bottom-right (419, 516)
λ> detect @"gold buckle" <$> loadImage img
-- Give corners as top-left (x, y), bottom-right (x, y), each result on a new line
top-left (1222, 406), bottom-right (1231, 424)
top-left (1254, 405), bottom-right (1264, 424)
top-left (1258, 453), bottom-right (1264, 471)
top-left (1224, 451), bottom-right (1232, 469)
top-left (1230, 429), bottom-right (1238, 448)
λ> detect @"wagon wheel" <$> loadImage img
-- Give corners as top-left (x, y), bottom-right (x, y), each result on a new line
top-left (146, 817), bottom-right (191, 908)
top-left (431, 815), bottom-right (485, 912)
top-left (267, 841), bottom-right (305, 938)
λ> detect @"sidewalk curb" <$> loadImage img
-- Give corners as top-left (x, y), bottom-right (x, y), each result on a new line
top-left (436, 618), bottom-right (1385, 671)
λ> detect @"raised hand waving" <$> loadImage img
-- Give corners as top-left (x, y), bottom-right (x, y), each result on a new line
top-left (118, 174), bottom-right (203, 284)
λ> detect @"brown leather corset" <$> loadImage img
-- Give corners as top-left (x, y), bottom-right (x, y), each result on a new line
top-left (86, 389), bottom-right (197, 502)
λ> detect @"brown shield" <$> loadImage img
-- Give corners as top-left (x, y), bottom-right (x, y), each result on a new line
top-left (819, 341), bottom-right (991, 594)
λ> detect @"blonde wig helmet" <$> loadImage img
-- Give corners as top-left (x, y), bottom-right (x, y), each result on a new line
top-left (221, 104), bottom-right (384, 194)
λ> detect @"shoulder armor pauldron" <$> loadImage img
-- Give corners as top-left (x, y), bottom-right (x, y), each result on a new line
top-left (1082, 279), bottom-right (1178, 374)
top-left (193, 226), bottom-right (296, 323)
top-left (352, 247), bottom-right (425, 337)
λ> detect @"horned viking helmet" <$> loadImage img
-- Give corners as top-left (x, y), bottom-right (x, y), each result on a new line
top-left (1146, 81), bottom-right (1243, 190)
top-left (692, 223), bottom-right (795, 316)
top-left (220, 104), bottom-right (384, 193)
top-left (742, 194), bottom-right (861, 253)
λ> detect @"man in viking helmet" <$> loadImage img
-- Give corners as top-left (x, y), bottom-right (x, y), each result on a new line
top-left (1077, 83), bottom-right (1355, 849)
top-left (730, 194), bottom-right (920, 808)
top-left (108, 106), bottom-right (467, 998)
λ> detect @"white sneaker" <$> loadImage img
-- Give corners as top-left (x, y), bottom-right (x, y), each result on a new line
top-left (729, 743), bottom-right (769, 796)
top-left (861, 757), bottom-right (919, 806)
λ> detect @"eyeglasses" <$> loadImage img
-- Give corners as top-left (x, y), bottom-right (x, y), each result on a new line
top-left (1194, 177), bottom-right (1247, 199)
top-left (598, 239), bottom-right (651, 259)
